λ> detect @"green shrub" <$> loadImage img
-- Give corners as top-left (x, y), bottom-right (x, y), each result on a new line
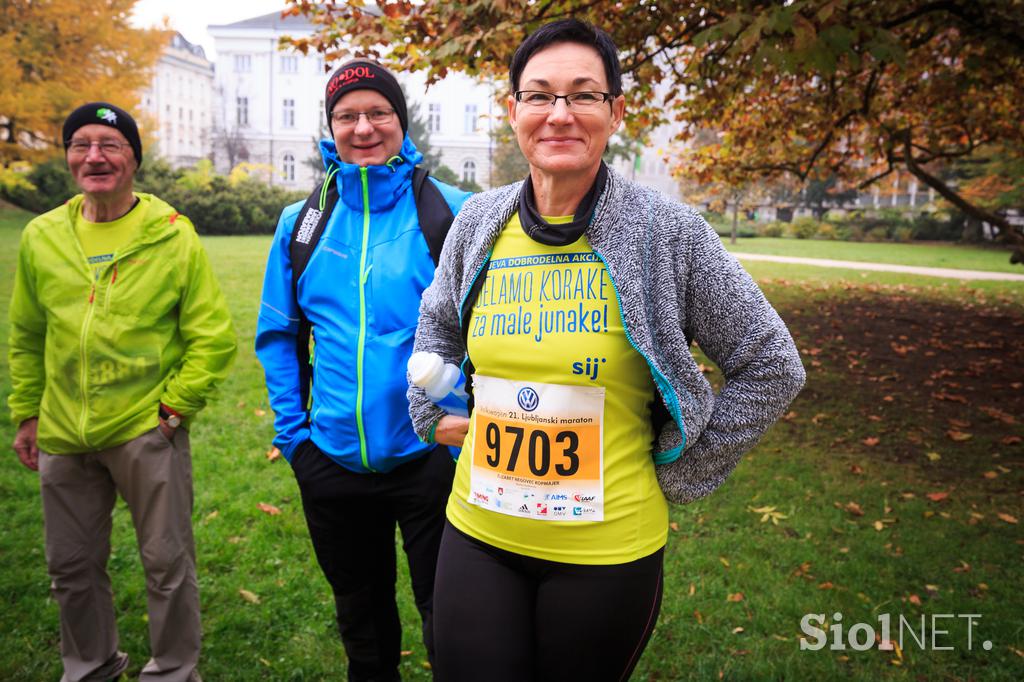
top-left (893, 226), bottom-right (915, 243)
top-left (0, 157), bottom-right (76, 213)
top-left (865, 226), bottom-right (889, 242)
top-left (789, 217), bottom-right (820, 239)
top-left (816, 223), bottom-right (838, 240)
top-left (759, 222), bottom-right (785, 238)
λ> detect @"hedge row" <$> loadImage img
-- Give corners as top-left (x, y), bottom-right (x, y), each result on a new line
top-left (0, 158), bottom-right (306, 235)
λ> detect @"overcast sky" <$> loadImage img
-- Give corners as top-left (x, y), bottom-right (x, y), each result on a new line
top-left (130, 0), bottom-right (289, 61)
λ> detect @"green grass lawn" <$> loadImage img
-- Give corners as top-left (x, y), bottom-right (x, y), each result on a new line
top-left (722, 237), bottom-right (1021, 274)
top-left (1, 206), bottom-right (1022, 680)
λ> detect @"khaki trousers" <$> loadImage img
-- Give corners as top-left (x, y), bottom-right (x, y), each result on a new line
top-left (39, 427), bottom-right (200, 682)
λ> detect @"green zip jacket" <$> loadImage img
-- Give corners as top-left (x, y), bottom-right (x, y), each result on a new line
top-left (8, 193), bottom-right (237, 455)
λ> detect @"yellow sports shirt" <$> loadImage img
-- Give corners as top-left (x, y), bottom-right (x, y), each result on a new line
top-left (447, 213), bottom-right (668, 564)
top-left (74, 199), bottom-right (143, 276)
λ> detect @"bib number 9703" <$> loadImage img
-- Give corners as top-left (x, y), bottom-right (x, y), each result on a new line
top-left (483, 422), bottom-right (579, 477)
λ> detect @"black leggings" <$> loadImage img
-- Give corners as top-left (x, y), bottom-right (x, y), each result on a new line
top-left (433, 522), bottom-right (664, 682)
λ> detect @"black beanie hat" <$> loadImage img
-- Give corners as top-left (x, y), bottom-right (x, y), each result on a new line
top-left (325, 60), bottom-right (408, 135)
top-left (62, 102), bottom-right (143, 166)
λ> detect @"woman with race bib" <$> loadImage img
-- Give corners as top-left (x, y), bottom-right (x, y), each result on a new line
top-left (408, 19), bottom-right (805, 681)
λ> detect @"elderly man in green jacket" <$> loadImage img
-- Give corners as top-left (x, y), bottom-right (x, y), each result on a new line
top-left (8, 102), bottom-right (236, 682)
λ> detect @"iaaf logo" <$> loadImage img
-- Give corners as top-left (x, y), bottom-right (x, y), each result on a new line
top-left (327, 65), bottom-right (376, 96)
top-left (573, 493), bottom-right (595, 502)
top-left (472, 492), bottom-right (489, 504)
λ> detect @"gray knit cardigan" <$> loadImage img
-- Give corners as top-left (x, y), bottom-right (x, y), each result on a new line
top-left (408, 167), bottom-right (805, 504)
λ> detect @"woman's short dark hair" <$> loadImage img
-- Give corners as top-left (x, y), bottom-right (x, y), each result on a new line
top-left (509, 19), bottom-right (623, 96)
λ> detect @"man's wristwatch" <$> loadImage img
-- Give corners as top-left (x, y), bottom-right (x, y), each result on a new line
top-left (159, 404), bottom-right (182, 428)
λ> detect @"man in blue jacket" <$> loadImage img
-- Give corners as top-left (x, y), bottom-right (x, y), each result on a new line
top-left (255, 61), bottom-right (470, 681)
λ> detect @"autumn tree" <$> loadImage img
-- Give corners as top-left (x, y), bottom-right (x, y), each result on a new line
top-left (284, 0), bottom-right (1024, 261)
top-left (0, 0), bottom-right (166, 163)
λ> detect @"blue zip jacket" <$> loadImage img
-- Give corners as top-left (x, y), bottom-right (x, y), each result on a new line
top-left (255, 136), bottom-right (471, 472)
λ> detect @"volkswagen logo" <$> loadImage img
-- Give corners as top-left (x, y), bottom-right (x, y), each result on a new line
top-left (517, 387), bottom-right (540, 412)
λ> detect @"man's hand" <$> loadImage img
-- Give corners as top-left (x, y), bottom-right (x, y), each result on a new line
top-left (13, 417), bottom-right (39, 471)
top-left (158, 417), bottom-right (177, 441)
top-left (435, 415), bottom-right (469, 447)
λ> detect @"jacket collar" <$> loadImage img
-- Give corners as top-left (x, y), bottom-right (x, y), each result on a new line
top-left (318, 136), bottom-right (424, 212)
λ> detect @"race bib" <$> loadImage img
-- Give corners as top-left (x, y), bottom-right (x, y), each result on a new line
top-left (469, 374), bottom-right (605, 521)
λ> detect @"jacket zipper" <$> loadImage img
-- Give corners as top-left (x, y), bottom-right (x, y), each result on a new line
top-left (77, 273), bottom-right (98, 447)
top-left (591, 248), bottom-right (686, 461)
top-left (355, 167), bottom-right (374, 471)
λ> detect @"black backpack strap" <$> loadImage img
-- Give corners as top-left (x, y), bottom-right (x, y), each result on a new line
top-left (412, 166), bottom-right (454, 266)
top-left (288, 168), bottom-right (340, 416)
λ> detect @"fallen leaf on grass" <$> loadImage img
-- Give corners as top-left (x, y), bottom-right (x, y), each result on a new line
top-left (818, 581), bottom-right (834, 590)
top-left (694, 610), bottom-right (703, 624)
top-left (257, 502), bottom-right (281, 516)
top-left (266, 447), bottom-right (282, 462)
top-left (1010, 647), bottom-right (1024, 658)
top-left (698, 363), bottom-right (715, 374)
top-left (669, 521), bottom-right (680, 532)
top-left (254, 408), bottom-right (267, 417)
top-left (849, 464), bottom-right (863, 474)
top-left (727, 592), bottom-right (744, 602)
top-left (400, 651), bottom-right (413, 657)
top-left (811, 413), bottom-right (829, 424)
top-left (239, 589), bottom-right (261, 604)
top-left (1001, 436), bottom-right (1022, 446)
top-left (873, 521), bottom-right (884, 531)
top-left (719, 557), bottom-right (731, 568)
top-left (980, 406), bottom-right (1016, 425)
top-left (946, 430), bottom-right (973, 442)
top-left (732, 627), bottom-right (745, 634)
top-left (203, 510), bottom-right (219, 523)
top-left (689, 583), bottom-right (696, 596)
top-left (947, 418), bottom-right (971, 429)
top-left (844, 502), bottom-right (864, 517)
top-left (997, 513), bottom-right (1019, 524)
top-left (862, 437), bottom-right (879, 447)
top-left (952, 561), bottom-right (971, 573)
top-left (908, 594), bottom-right (922, 606)
top-left (932, 392), bottom-right (967, 404)
top-left (259, 658), bottom-right (271, 667)
top-left (925, 492), bottom-right (949, 502)
top-left (782, 411), bottom-right (798, 422)
top-left (748, 505), bottom-right (787, 524)
top-left (925, 452), bottom-right (942, 462)
top-left (983, 471), bottom-right (998, 479)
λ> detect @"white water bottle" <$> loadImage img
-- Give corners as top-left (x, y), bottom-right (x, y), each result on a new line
top-left (408, 351), bottom-right (469, 417)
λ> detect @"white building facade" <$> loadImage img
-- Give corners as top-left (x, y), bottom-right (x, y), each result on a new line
top-left (208, 11), bottom-right (496, 190)
top-left (140, 32), bottom-right (215, 167)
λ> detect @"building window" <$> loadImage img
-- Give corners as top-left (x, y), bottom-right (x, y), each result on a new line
top-left (234, 54), bottom-right (252, 72)
top-left (282, 99), bottom-right (295, 128)
top-left (428, 103), bottom-right (441, 133)
top-left (282, 153), bottom-right (295, 182)
top-left (463, 104), bottom-right (478, 134)
top-left (237, 96), bottom-right (249, 127)
top-left (280, 55), bottom-right (298, 73)
top-left (462, 160), bottom-right (476, 184)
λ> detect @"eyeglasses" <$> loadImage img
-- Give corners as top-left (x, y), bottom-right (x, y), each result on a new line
top-left (66, 139), bottom-right (132, 156)
top-left (513, 91), bottom-right (613, 109)
top-left (330, 108), bottom-right (396, 127)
